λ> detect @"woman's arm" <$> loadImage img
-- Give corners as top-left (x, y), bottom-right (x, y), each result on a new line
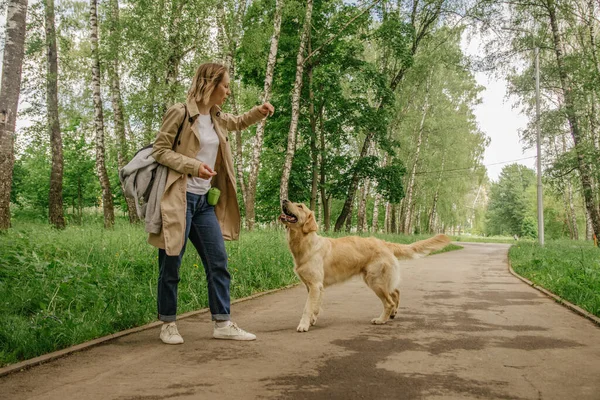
top-left (220, 103), bottom-right (274, 132)
top-left (152, 104), bottom-right (215, 179)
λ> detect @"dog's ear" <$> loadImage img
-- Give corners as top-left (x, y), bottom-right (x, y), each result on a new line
top-left (302, 212), bottom-right (318, 234)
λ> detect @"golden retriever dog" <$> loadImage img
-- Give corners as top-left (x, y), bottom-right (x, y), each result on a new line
top-left (279, 200), bottom-right (451, 332)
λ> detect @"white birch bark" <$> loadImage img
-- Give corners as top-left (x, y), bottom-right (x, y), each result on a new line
top-left (0, 0), bottom-right (28, 229)
top-left (90, 0), bottom-right (115, 228)
top-left (109, 0), bottom-right (138, 223)
top-left (280, 0), bottom-right (313, 201)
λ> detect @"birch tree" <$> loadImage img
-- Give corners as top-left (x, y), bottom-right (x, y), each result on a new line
top-left (545, 0), bottom-right (600, 239)
top-left (90, 0), bottom-right (115, 228)
top-left (246, 0), bottom-right (284, 229)
top-left (280, 0), bottom-right (313, 201)
top-left (217, 0), bottom-right (249, 211)
top-left (0, 0), bottom-right (28, 230)
top-left (45, 0), bottom-right (65, 229)
top-left (108, 0), bottom-right (138, 223)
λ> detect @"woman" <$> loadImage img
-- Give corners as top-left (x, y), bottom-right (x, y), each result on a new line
top-left (149, 63), bottom-right (274, 344)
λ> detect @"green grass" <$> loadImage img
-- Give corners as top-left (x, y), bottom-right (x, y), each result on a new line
top-left (0, 220), bottom-right (457, 367)
top-left (509, 240), bottom-right (600, 318)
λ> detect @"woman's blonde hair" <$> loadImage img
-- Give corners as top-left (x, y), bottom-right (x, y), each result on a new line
top-left (187, 63), bottom-right (228, 105)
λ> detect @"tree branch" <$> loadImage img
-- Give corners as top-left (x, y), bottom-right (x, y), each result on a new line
top-left (304, 0), bottom-right (381, 65)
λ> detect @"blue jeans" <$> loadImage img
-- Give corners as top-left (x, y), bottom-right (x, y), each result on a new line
top-left (157, 192), bottom-right (231, 322)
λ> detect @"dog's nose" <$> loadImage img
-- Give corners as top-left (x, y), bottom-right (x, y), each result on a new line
top-left (282, 199), bottom-right (289, 204)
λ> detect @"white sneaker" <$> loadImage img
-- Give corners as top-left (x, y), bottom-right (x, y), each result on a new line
top-left (160, 322), bottom-right (184, 344)
top-left (213, 322), bottom-right (256, 341)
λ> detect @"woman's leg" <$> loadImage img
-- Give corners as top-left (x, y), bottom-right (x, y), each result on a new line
top-left (188, 195), bottom-right (231, 321)
top-left (156, 193), bottom-right (198, 322)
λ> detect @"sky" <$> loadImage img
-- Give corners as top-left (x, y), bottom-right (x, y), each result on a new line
top-left (462, 34), bottom-right (538, 182)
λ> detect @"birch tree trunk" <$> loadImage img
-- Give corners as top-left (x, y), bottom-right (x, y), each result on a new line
top-left (357, 180), bottom-right (370, 233)
top-left (547, 0), bottom-right (600, 241)
top-left (371, 152), bottom-right (387, 233)
top-left (319, 108), bottom-right (330, 231)
top-left (0, 0), bottom-right (28, 230)
top-left (109, 0), bottom-right (138, 223)
top-left (45, 0), bottom-right (65, 229)
top-left (390, 203), bottom-right (397, 233)
top-left (372, 194), bottom-right (381, 232)
top-left (246, 0), bottom-right (284, 229)
top-left (280, 0), bottom-right (313, 201)
top-left (585, 207), bottom-right (593, 240)
top-left (428, 153), bottom-right (445, 233)
top-left (402, 88), bottom-right (429, 234)
top-left (307, 46), bottom-right (320, 211)
top-left (561, 134), bottom-right (578, 239)
top-left (216, 0), bottom-right (248, 211)
top-left (384, 202), bottom-right (391, 233)
top-left (90, 0), bottom-right (115, 228)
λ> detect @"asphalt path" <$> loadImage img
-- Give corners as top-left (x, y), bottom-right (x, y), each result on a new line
top-left (1, 242), bottom-right (599, 399)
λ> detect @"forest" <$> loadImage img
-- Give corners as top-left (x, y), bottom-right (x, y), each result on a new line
top-left (1, 0), bottom-right (599, 241)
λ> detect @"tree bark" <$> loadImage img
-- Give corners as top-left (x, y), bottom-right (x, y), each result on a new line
top-left (401, 93), bottom-right (429, 234)
top-left (371, 152), bottom-right (388, 233)
top-left (357, 179), bottom-right (370, 233)
top-left (245, 0), bottom-right (284, 229)
top-left (90, 0), bottom-right (115, 228)
top-left (547, 0), bottom-right (600, 242)
top-left (216, 1), bottom-right (248, 212)
top-left (280, 0), bottom-right (313, 201)
top-left (428, 153), bottom-right (445, 233)
top-left (307, 46), bottom-right (320, 211)
top-left (560, 134), bottom-right (578, 240)
top-left (109, 0), bottom-right (138, 223)
top-left (0, 0), bottom-right (28, 230)
top-left (45, 0), bottom-right (65, 229)
top-left (319, 107), bottom-right (330, 231)
top-left (384, 202), bottom-right (391, 233)
top-left (390, 203), bottom-right (397, 233)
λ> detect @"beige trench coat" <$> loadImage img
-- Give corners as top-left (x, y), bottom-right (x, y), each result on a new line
top-left (148, 98), bottom-right (265, 256)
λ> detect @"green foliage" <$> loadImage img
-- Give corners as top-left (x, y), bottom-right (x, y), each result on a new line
top-left (486, 164), bottom-right (537, 237)
top-left (375, 160), bottom-right (406, 203)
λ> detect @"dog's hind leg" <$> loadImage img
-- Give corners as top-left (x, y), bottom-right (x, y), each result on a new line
top-left (363, 260), bottom-right (396, 325)
top-left (390, 289), bottom-right (400, 319)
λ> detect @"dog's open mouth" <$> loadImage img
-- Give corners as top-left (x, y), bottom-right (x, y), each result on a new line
top-left (280, 204), bottom-right (298, 223)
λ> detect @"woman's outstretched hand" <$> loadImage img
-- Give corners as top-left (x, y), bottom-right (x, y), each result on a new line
top-left (258, 102), bottom-right (275, 117)
top-left (198, 163), bottom-right (217, 180)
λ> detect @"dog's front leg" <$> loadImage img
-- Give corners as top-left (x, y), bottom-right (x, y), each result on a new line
top-left (297, 283), bottom-right (323, 332)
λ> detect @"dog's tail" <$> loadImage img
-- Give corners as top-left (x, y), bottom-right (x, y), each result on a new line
top-left (384, 234), bottom-right (452, 260)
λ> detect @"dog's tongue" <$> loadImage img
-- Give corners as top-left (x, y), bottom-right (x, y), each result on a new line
top-left (280, 213), bottom-right (296, 222)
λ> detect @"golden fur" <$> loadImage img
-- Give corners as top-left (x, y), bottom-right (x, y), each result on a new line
top-left (279, 200), bottom-right (451, 332)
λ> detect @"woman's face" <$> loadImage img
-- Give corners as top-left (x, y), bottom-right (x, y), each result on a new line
top-left (209, 72), bottom-right (231, 106)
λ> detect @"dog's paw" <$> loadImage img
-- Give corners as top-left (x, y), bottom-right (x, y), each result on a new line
top-left (297, 319), bottom-right (310, 332)
top-left (371, 318), bottom-right (388, 325)
top-left (310, 314), bottom-right (318, 326)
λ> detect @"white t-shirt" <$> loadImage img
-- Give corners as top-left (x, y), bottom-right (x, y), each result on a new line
top-left (186, 114), bottom-right (219, 195)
